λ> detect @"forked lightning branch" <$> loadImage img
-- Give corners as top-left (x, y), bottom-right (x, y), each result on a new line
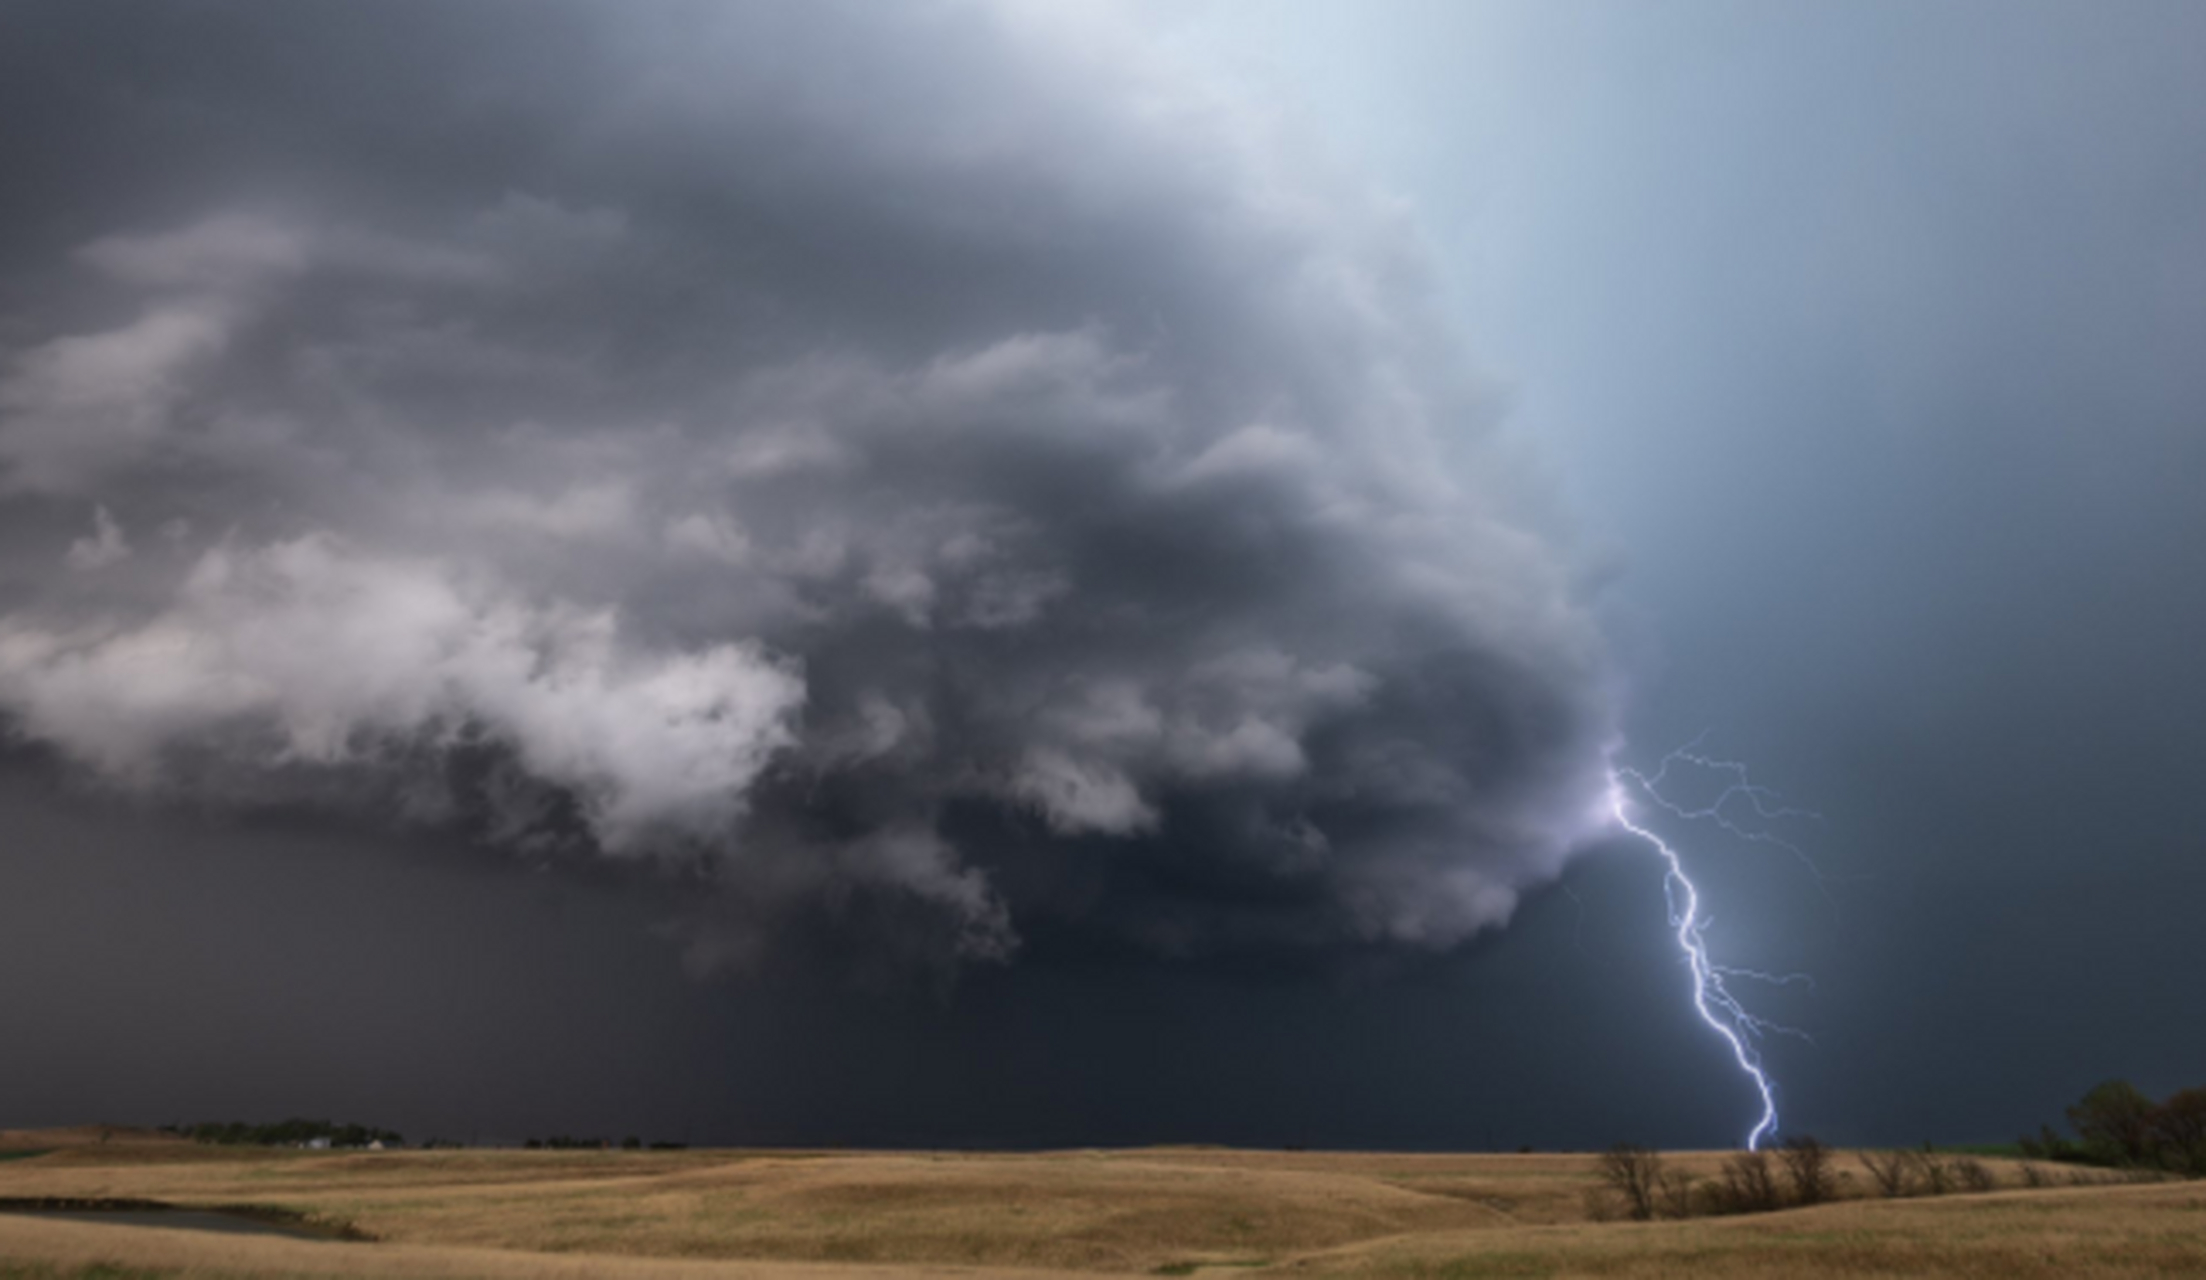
top-left (1606, 747), bottom-right (1819, 1151)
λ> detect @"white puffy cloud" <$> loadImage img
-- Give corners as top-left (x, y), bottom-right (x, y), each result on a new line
top-left (0, 535), bottom-right (803, 852)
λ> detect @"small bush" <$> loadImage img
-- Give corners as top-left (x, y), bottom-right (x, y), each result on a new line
top-left (1704, 1150), bottom-right (1783, 1215)
top-left (1859, 1149), bottom-right (1915, 1198)
top-left (2017, 1125), bottom-right (2078, 1163)
top-left (1950, 1156), bottom-right (1996, 1193)
top-left (1911, 1147), bottom-right (1951, 1196)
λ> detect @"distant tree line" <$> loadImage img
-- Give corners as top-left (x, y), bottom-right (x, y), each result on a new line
top-left (1592, 1079), bottom-right (2205, 1223)
top-left (2020, 1080), bottom-right (2206, 1176)
top-left (166, 1119), bottom-right (403, 1148)
top-left (161, 1121), bottom-right (698, 1152)
top-left (523, 1135), bottom-right (687, 1150)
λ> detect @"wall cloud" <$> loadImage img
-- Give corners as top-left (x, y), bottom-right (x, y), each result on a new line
top-left (0, 0), bottom-right (1618, 970)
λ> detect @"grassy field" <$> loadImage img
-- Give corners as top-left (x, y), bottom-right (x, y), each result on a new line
top-left (1, 1129), bottom-right (2199, 1279)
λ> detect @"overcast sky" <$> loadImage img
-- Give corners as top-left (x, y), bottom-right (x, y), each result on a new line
top-left (2, 0), bottom-right (2202, 1151)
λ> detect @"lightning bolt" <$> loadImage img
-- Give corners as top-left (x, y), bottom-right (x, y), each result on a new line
top-left (1606, 745), bottom-right (1815, 1151)
top-left (1628, 735), bottom-right (1831, 903)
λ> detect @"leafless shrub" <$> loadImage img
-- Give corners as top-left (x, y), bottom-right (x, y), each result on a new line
top-left (1949, 1157), bottom-right (1996, 1193)
top-left (1859, 1149), bottom-right (1915, 1198)
top-left (1705, 1150), bottom-right (1783, 1214)
top-left (2020, 1163), bottom-right (2048, 1188)
top-left (1656, 1169), bottom-right (1699, 1220)
top-left (1596, 1144), bottom-right (1663, 1221)
top-left (1911, 1148), bottom-right (1951, 1196)
top-left (1779, 1135), bottom-right (1836, 1206)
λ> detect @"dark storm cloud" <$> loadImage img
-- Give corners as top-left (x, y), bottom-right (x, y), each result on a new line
top-left (0, 0), bottom-right (1616, 970)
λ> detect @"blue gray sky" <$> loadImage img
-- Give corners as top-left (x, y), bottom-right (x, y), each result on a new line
top-left (1200, 0), bottom-right (2206, 1144)
top-left (2, 0), bottom-right (2201, 1150)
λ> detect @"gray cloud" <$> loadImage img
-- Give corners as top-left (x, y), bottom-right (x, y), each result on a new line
top-left (0, 0), bottom-right (1616, 971)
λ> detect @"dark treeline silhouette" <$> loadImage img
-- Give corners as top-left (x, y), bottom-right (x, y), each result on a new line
top-left (2020, 1080), bottom-right (2206, 1175)
top-left (162, 1121), bottom-right (701, 1152)
top-left (523, 1135), bottom-right (687, 1151)
top-left (167, 1118), bottom-right (402, 1148)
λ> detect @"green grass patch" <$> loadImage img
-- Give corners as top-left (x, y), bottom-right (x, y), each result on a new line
top-left (0, 1151), bottom-right (55, 1164)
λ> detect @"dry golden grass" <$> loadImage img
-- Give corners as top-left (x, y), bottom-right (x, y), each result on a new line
top-left (1, 1139), bottom-right (2198, 1279)
top-left (1295, 1181), bottom-right (2206, 1279)
top-left (0, 1211), bottom-right (1092, 1279)
top-left (0, 1128), bottom-right (188, 1154)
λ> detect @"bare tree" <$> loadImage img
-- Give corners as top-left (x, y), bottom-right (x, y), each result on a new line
top-left (1949, 1156), bottom-right (1995, 1192)
top-left (1596, 1144), bottom-right (1664, 1221)
top-left (1910, 1147), bottom-right (1951, 1196)
top-left (1859, 1149), bottom-right (1915, 1198)
top-left (1778, 1135), bottom-right (1836, 1206)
